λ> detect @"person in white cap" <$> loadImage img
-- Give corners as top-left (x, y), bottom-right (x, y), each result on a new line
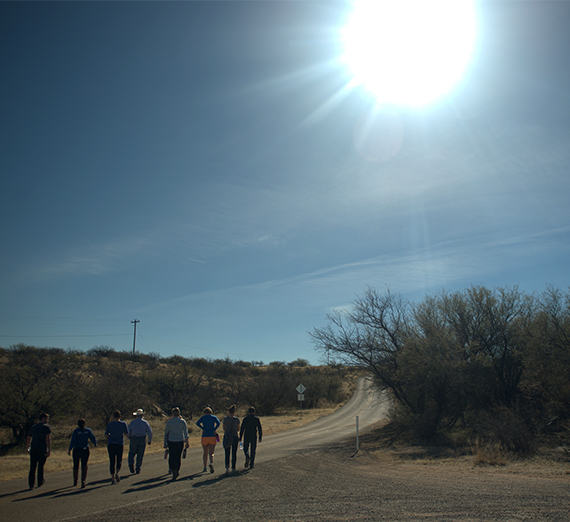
top-left (127, 408), bottom-right (153, 474)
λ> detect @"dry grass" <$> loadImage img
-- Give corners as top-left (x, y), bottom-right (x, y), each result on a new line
top-left (356, 424), bottom-right (570, 477)
top-left (471, 438), bottom-right (508, 466)
top-left (0, 407), bottom-right (336, 482)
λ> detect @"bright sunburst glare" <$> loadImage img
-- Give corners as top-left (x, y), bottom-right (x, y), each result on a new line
top-left (342, 0), bottom-right (477, 106)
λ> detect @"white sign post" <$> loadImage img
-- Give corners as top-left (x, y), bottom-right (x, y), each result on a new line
top-left (296, 384), bottom-right (306, 418)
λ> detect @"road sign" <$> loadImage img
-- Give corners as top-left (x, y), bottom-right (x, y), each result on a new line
top-left (296, 385), bottom-right (306, 418)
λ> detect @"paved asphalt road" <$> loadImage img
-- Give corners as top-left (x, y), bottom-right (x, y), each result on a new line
top-left (0, 377), bottom-right (388, 522)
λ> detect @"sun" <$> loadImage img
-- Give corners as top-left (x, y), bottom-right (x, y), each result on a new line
top-left (341, 0), bottom-right (477, 106)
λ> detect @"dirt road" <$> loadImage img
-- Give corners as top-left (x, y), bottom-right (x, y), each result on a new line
top-left (1, 377), bottom-right (568, 521)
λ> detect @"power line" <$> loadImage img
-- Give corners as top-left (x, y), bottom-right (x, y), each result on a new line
top-left (138, 334), bottom-right (244, 357)
top-left (0, 334), bottom-right (130, 338)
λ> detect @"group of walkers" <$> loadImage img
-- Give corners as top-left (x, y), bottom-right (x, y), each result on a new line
top-left (26, 405), bottom-right (262, 490)
top-left (196, 405), bottom-right (263, 475)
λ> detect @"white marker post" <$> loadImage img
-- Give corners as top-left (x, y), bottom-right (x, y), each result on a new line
top-left (296, 384), bottom-right (306, 418)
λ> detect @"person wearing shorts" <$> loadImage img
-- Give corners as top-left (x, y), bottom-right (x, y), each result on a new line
top-left (196, 407), bottom-right (220, 473)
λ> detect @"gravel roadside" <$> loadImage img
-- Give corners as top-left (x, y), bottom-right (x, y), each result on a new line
top-left (76, 442), bottom-right (570, 522)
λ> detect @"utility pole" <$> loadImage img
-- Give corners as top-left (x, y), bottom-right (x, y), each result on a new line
top-left (131, 319), bottom-right (140, 356)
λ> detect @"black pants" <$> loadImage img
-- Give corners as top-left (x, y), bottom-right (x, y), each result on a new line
top-left (107, 443), bottom-right (124, 475)
top-left (168, 441), bottom-right (184, 473)
top-left (28, 449), bottom-right (47, 488)
top-left (224, 436), bottom-right (239, 469)
top-left (72, 447), bottom-right (90, 470)
top-left (243, 437), bottom-right (258, 466)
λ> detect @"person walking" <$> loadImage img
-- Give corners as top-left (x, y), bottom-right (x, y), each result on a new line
top-left (222, 405), bottom-right (240, 475)
top-left (196, 407), bottom-right (220, 473)
top-left (163, 407), bottom-right (189, 480)
top-left (128, 408), bottom-right (153, 474)
top-left (68, 418), bottom-right (97, 488)
top-left (105, 410), bottom-right (129, 484)
top-left (26, 413), bottom-right (51, 490)
top-left (239, 406), bottom-right (263, 469)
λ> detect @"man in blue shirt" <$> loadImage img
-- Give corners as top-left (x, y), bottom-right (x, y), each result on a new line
top-left (128, 408), bottom-right (153, 474)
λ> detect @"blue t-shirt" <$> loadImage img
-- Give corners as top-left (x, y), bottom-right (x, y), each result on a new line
top-left (196, 414), bottom-right (220, 437)
top-left (105, 420), bottom-right (129, 445)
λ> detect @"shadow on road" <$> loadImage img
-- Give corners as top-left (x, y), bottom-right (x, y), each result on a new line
top-left (0, 488), bottom-right (33, 500)
top-left (192, 469), bottom-right (249, 488)
top-left (12, 485), bottom-right (74, 502)
top-left (120, 471), bottom-right (203, 494)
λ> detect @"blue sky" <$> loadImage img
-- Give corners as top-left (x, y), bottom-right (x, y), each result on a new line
top-left (2, 1), bottom-right (569, 364)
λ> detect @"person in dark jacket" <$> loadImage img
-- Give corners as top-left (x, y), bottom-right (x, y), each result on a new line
top-left (68, 418), bottom-right (97, 488)
top-left (222, 405), bottom-right (240, 474)
top-left (239, 407), bottom-right (262, 469)
top-left (105, 410), bottom-right (129, 484)
top-left (27, 413), bottom-right (51, 490)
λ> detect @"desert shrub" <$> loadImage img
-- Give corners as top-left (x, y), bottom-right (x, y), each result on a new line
top-left (470, 437), bottom-right (507, 466)
top-left (466, 406), bottom-right (537, 455)
top-left (0, 345), bottom-right (81, 442)
top-left (86, 346), bottom-right (116, 358)
top-left (242, 367), bottom-right (294, 415)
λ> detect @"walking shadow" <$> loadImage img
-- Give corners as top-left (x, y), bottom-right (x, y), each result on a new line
top-left (192, 469), bottom-right (248, 488)
top-left (122, 472), bottom-right (201, 494)
top-left (12, 485), bottom-right (74, 502)
top-left (51, 482), bottom-right (108, 498)
top-left (0, 488), bottom-right (37, 500)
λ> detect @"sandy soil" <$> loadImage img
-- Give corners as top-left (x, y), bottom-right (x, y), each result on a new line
top-left (69, 439), bottom-right (570, 522)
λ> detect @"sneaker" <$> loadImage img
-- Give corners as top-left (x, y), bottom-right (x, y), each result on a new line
top-left (202, 467), bottom-right (207, 473)
top-left (129, 463), bottom-right (135, 474)
top-left (111, 478), bottom-right (116, 485)
top-left (209, 464), bottom-right (214, 473)
top-left (225, 468), bottom-right (229, 475)
top-left (172, 470), bottom-right (179, 480)
top-left (244, 456), bottom-right (250, 468)
top-left (136, 469), bottom-right (140, 474)
top-left (115, 473), bottom-right (120, 483)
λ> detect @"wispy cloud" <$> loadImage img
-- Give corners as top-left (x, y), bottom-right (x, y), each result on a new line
top-left (136, 225), bottom-right (570, 320)
top-left (27, 236), bottom-right (153, 281)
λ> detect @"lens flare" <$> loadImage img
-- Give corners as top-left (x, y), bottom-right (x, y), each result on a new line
top-left (342, 0), bottom-right (477, 106)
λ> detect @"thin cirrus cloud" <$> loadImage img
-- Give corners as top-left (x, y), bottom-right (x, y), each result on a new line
top-left (26, 236), bottom-right (154, 281)
top-left (135, 229), bottom-right (555, 322)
